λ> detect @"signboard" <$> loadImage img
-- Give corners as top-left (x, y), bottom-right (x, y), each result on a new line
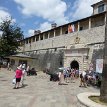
top-left (96, 59), bottom-right (103, 73)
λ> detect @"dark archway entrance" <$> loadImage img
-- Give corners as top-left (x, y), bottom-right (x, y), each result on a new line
top-left (70, 60), bottom-right (79, 70)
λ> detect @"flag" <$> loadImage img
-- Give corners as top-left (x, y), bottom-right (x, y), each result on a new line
top-left (68, 25), bottom-right (72, 33)
top-left (68, 24), bottom-right (75, 33)
top-left (72, 24), bottom-right (75, 32)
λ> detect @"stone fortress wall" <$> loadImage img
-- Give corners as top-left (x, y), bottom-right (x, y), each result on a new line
top-left (19, 25), bottom-right (105, 71)
top-left (19, 2), bottom-right (106, 71)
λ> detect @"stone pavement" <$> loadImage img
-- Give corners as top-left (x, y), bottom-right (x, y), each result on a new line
top-left (0, 68), bottom-right (99, 107)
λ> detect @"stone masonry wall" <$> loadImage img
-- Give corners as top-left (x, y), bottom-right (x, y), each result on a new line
top-left (19, 25), bottom-right (105, 52)
top-left (20, 25), bottom-right (105, 71)
top-left (25, 49), bottom-right (64, 72)
top-left (91, 46), bottom-right (104, 71)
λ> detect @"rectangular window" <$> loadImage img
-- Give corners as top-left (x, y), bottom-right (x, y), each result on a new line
top-left (29, 39), bottom-right (31, 43)
top-left (79, 27), bottom-right (83, 31)
top-left (32, 37), bottom-right (35, 42)
top-left (36, 36), bottom-right (39, 41)
top-left (44, 33), bottom-right (48, 39)
top-left (40, 35), bottom-right (43, 40)
top-left (26, 39), bottom-right (28, 44)
top-left (98, 4), bottom-right (104, 13)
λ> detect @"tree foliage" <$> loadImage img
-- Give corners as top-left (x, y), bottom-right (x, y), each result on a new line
top-left (0, 18), bottom-right (24, 57)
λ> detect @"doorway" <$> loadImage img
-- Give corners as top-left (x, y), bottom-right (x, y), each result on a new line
top-left (70, 60), bottom-right (79, 70)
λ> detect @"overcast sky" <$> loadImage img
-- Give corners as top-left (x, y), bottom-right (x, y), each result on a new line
top-left (0, 0), bottom-right (101, 37)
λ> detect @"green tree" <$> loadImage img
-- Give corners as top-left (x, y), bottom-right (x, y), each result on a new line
top-left (0, 18), bottom-right (24, 57)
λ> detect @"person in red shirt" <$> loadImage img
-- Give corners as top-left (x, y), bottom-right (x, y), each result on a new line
top-left (14, 65), bottom-right (22, 89)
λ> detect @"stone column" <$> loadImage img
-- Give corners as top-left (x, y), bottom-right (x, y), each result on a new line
top-left (54, 29), bottom-right (56, 37)
top-left (48, 32), bottom-right (50, 38)
top-left (60, 27), bottom-right (63, 35)
top-left (38, 35), bottom-right (40, 41)
top-left (78, 22), bottom-right (80, 31)
top-left (105, 13), bottom-right (107, 25)
top-left (82, 55), bottom-right (84, 71)
top-left (43, 33), bottom-right (45, 40)
top-left (89, 18), bottom-right (91, 29)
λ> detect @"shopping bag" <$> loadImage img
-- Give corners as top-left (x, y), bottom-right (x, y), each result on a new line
top-left (12, 78), bottom-right (16, 84)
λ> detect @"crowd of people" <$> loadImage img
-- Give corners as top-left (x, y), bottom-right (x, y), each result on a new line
top-left (48, 67), bottom-right (101, 87)
top-left (79, 70), bottom-right (101, 87)
top-left (58, 68), bottom-right (79, 85)
top-left (2, 62), bottom-right (100, 89)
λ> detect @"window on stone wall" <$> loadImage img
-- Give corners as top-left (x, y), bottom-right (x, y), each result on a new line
top-left (50, 30), bottom-right (54, 38)
top-left (62, 25), bottom-right (68, 34)
top-left (44, 34), bottom-right (48, 39)
top-left (26, 39), bottom-right (28, 44)
top-left (36, 36), bottom-right (39, 41)
top-left (98, 4), bottom-right (104, 13)
top-left (29, 38), bottom-right (31, 43)
top-left (40, 35), bottom-right (43, 40)
top-left (44, 32), bottom-right (48, 39)
top-left (32, 37), bottom-right (35, 42)
top-left (79, 27), bottom-right (83, 31)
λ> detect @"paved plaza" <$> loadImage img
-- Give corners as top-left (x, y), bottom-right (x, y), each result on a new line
top-left (0, 68), bottom-right (99, 107)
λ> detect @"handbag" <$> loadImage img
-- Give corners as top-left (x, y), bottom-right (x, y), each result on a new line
top-left (12, 78), bottom-right (16, 84)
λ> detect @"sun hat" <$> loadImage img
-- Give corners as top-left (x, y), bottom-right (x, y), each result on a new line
top-left (17, 65), bottom-right (22, 70)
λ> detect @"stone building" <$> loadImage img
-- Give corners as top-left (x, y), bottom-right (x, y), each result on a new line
top-left (18, 1), bottom-right (106, 72)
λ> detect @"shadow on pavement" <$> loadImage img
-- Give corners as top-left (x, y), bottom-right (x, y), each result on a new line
top-left (58, 83), bottom-right (68, 85)
top-left (19, 84), bottom-right (28, 88)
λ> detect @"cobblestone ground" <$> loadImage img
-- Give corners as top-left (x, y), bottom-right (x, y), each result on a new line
top-left (0, 68), bottom-right (99, 107)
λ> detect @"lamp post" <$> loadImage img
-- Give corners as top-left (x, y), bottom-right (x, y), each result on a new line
top-left (100, 0), bottom-right (107, 102)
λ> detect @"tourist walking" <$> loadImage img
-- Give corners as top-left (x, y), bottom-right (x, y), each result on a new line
top-left (7, 62), bottom-right (11, 71)
top-left (70, 69), bottom-right (75, 82)
top-left (13, 65), bottom-right (22, 89)
top-left (65, 69), bottom-right (69, 83)
top-left (79, 71), bottom-right (87, 87)
top-left (26, 65), bottom-right (30, 76)
top-left (75, 69), bottom-right (79, 78)
top-left (21, 64), bottom-right (26, 86)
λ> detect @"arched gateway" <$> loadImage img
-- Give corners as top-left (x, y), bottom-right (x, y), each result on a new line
top-left (70, 60), bottom-right (79, 70)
